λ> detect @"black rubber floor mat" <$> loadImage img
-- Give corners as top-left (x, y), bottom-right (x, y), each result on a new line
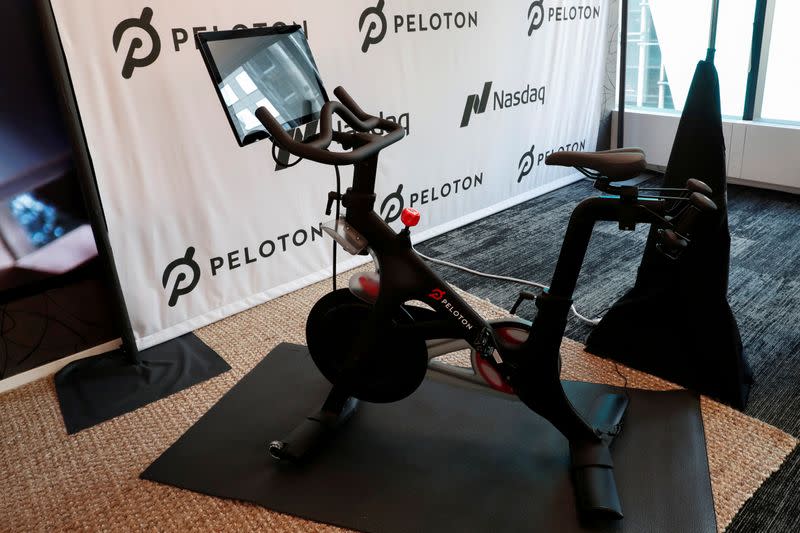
top-left (142, 343), bottom-right (716, 533)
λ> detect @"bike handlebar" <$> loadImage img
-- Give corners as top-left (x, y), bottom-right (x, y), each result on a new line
top-left (656, 190), bottom-right (717, 259)
top-left (255, 86), bottom-right (406, 165)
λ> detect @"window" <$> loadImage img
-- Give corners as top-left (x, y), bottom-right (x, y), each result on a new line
top-left (759, 1), bottom-right (800, 123)
top-left (624, 0), bottom-right (757, 118)
top-left (624, 3), bottom-right (674, 110)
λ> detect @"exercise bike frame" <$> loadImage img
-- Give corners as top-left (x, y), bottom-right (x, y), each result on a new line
top-left (195, 20), bottom-right (717, 520)
top-left (248, 85), bottom-right (712, 522)
top-left (275, 150), bottom-right (671, 520)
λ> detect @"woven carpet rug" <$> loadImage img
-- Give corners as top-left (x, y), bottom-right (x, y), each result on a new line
top-left (1, 269), bottom-right (796, 531)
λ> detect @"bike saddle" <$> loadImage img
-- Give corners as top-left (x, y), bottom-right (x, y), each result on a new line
top-left (545, 148), bottom-right (647, 181)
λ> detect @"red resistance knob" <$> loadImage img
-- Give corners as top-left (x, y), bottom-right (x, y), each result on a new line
top-left (401, 207), bottom-right (421, 227)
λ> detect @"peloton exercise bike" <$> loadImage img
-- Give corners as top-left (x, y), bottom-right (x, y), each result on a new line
top-left (198, 25), bottom-right (717, 522)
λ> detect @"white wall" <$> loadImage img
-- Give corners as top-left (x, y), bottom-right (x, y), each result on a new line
top-left (612, 110), bottom-right (800, 192)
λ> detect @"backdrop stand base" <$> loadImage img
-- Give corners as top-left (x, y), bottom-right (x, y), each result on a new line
top-left (55, 333), bottom-right (230, 434)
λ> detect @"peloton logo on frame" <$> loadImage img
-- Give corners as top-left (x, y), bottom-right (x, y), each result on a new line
top-left (358, 0), bottom-right (478, 53)
top-left (111, 7), bottom-right (309, 79)
top-left (460, 81), bottom-right (547, 128)
top-left (527, 1), bottom-right (602, 36)
top-left (379, 173), bottom-right (486, 224)
top-left (517, 138), bottom-right (587, 183)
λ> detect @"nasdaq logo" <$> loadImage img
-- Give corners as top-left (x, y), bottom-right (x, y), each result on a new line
top-left (461, 82), bottom-right (546, 128)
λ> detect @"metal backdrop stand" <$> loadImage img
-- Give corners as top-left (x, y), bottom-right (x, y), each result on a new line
top-left (37, 0), bottom-right (230, 434)
top-left (588, 0), bottom-right (752, 408)
top-left (616, 0), bottom-right (628, 148)
top-left (706, 0), bottom-right (720, 62)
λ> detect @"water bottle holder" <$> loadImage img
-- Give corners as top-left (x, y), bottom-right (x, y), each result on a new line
top-left (322, 217), bottom-right (368, 255)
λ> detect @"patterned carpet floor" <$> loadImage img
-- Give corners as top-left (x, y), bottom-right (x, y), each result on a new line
top-left (0, 268), bottom-right (795, 532)
top-left (417, 177), bottom-right (800, 532)
top-left (1, 178), bottom-right (797, 532)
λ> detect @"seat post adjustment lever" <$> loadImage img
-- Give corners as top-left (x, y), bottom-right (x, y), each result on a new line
top-left (325, 191), bottom-right (343, 216)
top-left (510, 290), bottom-right (537, 315)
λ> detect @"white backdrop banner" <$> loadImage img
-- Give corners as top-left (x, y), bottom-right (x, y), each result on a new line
top-left (48, 0), bottom-right (612, 349)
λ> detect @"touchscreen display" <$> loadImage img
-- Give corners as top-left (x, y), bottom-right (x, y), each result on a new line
top-left (199, 27), bottom-right (327, 146)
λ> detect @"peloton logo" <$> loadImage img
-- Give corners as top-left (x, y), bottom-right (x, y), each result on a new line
top-left (162, 247), bottom-right (201, 307)
top-left (359, 0), bottom-right (387, 52)
top-left (379, 173), bottom-right (486, 224)
top-left (460, 81), bottom-right (547, 128)
top-left (380, 184), bottom-right (406, 223)
top-left (358, 0), bottom-right (478, 53)
top-left (527, 0), bottom-right (546, 34)
top-left (517, 139), bottom-right (587, 183)
top-left (518, 144), bottom-right (537, 183)
top-left (527, 1), bottom-right (602, 36)
top-left (112, 7), bottom-right (309, 79)
top-left (275, 111), bottom-right (411, 171)
top-left (113, 7), bottom-right (161, 79)
top-left (427, 289), bottom-right (474, 331)
top-left (428, 289), bottom-right (446, 301)
top-left (160, 224), bottom-right (328, 307)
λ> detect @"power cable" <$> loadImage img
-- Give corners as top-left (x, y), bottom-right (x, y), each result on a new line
top-left (332, 165), bottom-right (342, 291)
top-left (413, 249), bottom-right (601, 326)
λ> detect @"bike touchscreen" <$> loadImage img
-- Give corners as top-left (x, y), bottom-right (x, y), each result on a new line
top-left (198, 26), bottom-right (328, 147)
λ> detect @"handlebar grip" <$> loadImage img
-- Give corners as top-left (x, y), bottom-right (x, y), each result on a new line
top-left (686, 179), bottom-right (713, 196)
top-left (255, 87), bottom-right (405, 165)
top-left (672, 192), bottom-right (717, 237)
top-left (656, 191), bottom-right (717, 259)
top-left (673, 206), bottom-right (701, 237)
top-left (333, 86), bottom-right (373, 122)
top-left (658, 228), bottom-right (688, 251)
top-left (690, 191), bottom-right (717, 212)
top-left (255, 107), bottom-right (296, 147)
top-left (333, 86), bottom-right (406, 136)
top-left (255, 106), bottom-right (333, 155)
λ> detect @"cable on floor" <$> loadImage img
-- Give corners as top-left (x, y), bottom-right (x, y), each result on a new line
top-left (413, 249), bottom-right (601, 326)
